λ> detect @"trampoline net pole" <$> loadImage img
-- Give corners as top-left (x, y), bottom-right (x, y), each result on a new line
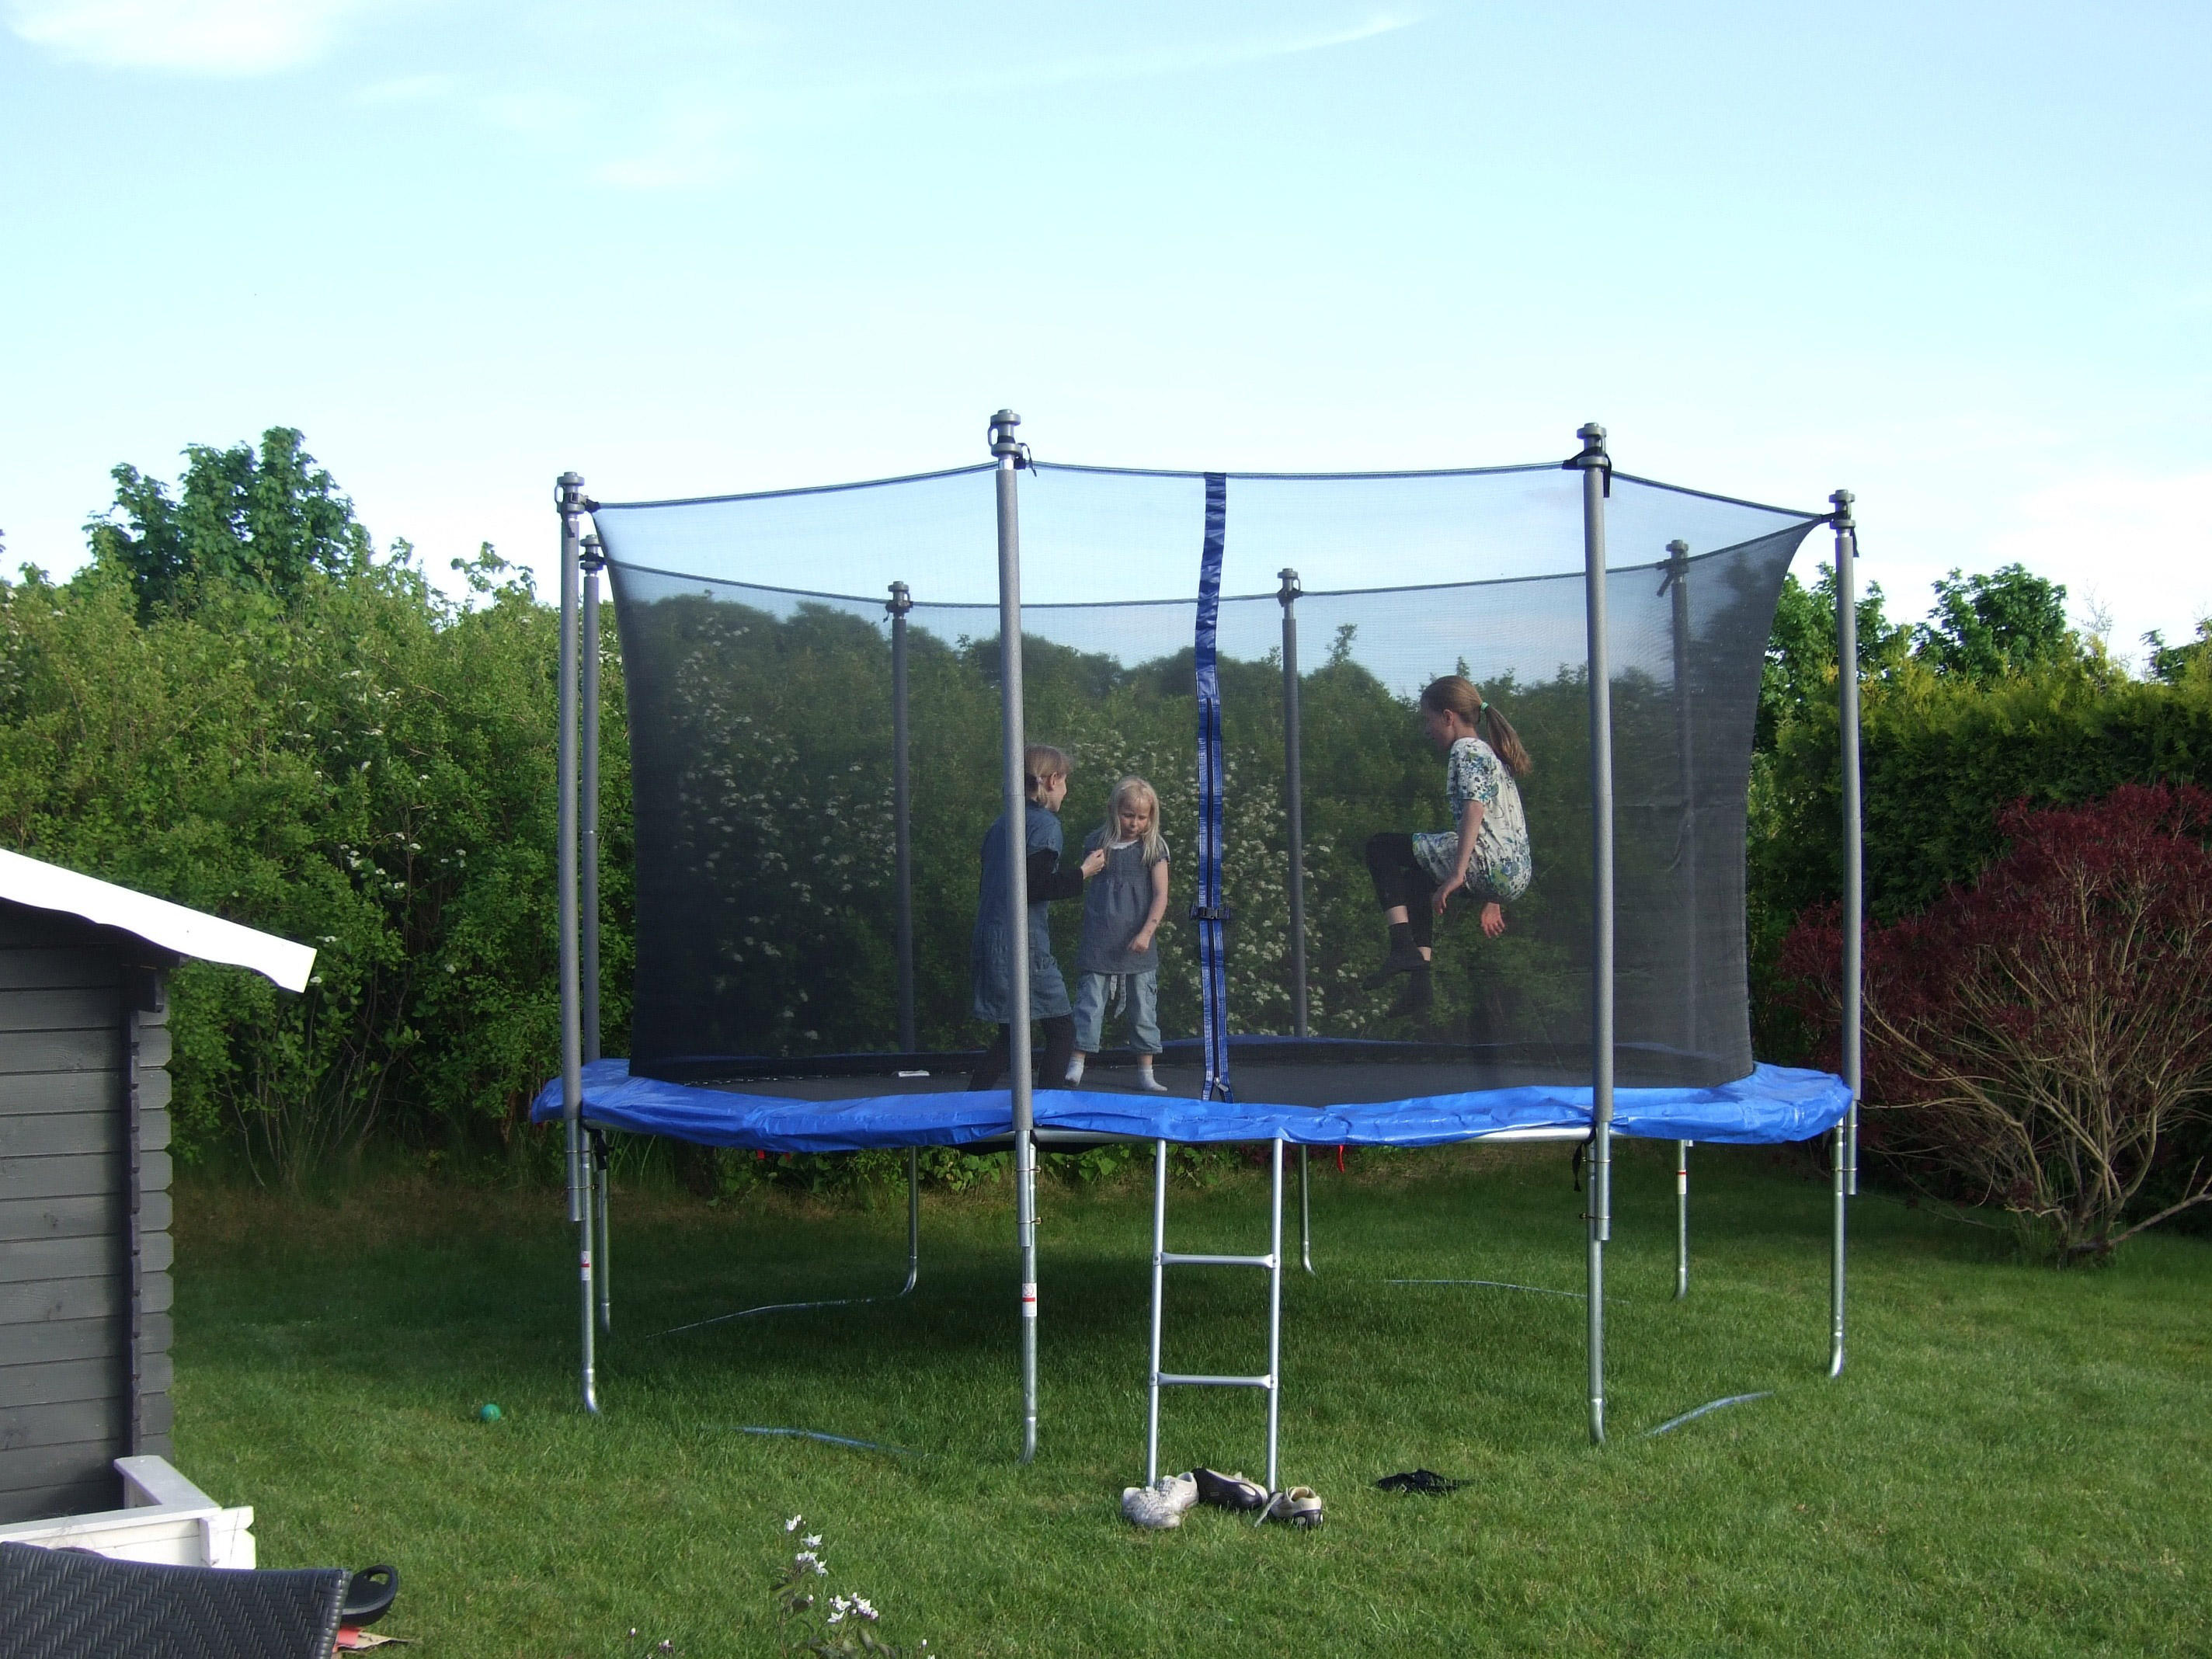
top-left (889, 582), bottom-right (917, 1053)
top-left (1665, 541), bottom-right (1696, 1056)
top-left (1279, 569), bottom-right (1309, 1037)
top-left (581, 537), bottom-right (603, 1066)
top-left (1576, 425), bottom-right (1614, 1446)
top-left (583, 545), bottom-right (608, 1337)
top-left (1280, 569), bottom-right (1314, 1275)
top-left (992, 411), bottom-right (1038, 1463)
top-left (1831, 490), bottom-right (1862, 1377)
top-left (557, 471), bottom-right (598, 1415)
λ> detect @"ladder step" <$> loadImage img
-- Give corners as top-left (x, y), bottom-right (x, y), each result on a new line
top-left (1156, 1372), bottom-right (1274, 1389)
top-left (1160, 1251), bottom-right (1276, 1268)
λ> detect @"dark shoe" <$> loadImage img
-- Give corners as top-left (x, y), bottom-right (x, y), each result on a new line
top-left (1375, 1469), bottom-right (1465, 1495)
top-left (1362, 937), bottom-right (1428, 989)
top-left (1387, 969), bottom-right (1434, 1017)
top-left (1194, 1467), bottom-right (1268, 1511)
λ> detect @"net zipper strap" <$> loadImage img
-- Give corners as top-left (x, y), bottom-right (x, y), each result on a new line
top-left (1193, 473), bottom-right (1234, 1103)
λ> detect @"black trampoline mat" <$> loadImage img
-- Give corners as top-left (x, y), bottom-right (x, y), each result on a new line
top-left (706, 1056), bottom-right (1574, 1111)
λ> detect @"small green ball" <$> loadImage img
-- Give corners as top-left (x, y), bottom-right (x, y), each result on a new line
top-left (477, 1403), bottom-right (503, 1423)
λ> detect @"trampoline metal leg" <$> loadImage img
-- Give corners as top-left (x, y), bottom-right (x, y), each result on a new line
top-left (1830, 1122), bottom-right (1847, 1378)
top-left (1588, 1125), bottom-right (1608, 1445)
top-left (594, 1130), bottom-right (613, 1334)
top-left (577, 1125), bottom-right (600, 1415)
top-left (1146, 1138), bottom-right (1167, 1487)
top-left (1019, 1131), bottom-right (1038, 1464)
top-left (1675, 1139), bottom-right (1690, 1302)
top-left (903, 1147), bottom-right (920, 1296)
top-left (1298, 1145), bottom-right (1313, 1275)
top-left (1266, 1136), bottom-right (1284, 1494)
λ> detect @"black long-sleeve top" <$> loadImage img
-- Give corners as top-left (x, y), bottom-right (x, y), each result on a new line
top-left (1027, 847), bottom-right (1085, 902)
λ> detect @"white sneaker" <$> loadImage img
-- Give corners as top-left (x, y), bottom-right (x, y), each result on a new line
top-left (1121, 1471), bottom-right (1200, 1529)
top-left (1065, 1055), bottom-right (1087, 1087)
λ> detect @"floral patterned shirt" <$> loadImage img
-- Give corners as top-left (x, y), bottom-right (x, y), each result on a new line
top-left (1411, 736), bottom-right (1532, 903)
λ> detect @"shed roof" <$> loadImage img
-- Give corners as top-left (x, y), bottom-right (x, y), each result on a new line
top-left (0, 848), bottom-right (315, 992)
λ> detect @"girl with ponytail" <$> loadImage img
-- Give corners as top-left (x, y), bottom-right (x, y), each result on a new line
top-left (1361, 676), bottom-right (1533, 1017)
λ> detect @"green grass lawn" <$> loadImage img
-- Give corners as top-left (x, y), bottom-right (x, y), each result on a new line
top-left (172, 1140), bottom-right (2211, 1657)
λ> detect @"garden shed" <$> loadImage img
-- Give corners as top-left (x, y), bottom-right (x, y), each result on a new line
top-left (0, 849), bottom-right (311, 1524)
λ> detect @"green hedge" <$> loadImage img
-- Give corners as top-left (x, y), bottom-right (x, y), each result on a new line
top-left (1749, 652), bottom-right (2212, 1058)
top-left (0, 551), bottom-right (631, 1179)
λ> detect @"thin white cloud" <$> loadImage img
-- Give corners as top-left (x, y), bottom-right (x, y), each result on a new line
top-left (356, 71), bottom-right (455, 105)
top-left (7, 0), bottom-right (388, 74)
top-left (591, 101), bottom-right (749, 191)
top-left (994, 8), bottom-right (1431, 92)
top-left (576, 8), bottom-right (1433, 193)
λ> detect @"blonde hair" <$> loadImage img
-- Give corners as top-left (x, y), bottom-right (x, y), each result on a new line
top-left (1024, 744), bottom-right (1071, 801)
top-left (1420, 675), bottom-right (1532, 777)
top-left (1102, 776), bottom-right (1168, 866)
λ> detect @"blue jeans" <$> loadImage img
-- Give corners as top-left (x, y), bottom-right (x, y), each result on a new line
top-left (1073, 970), bottom-right (1162, 1055)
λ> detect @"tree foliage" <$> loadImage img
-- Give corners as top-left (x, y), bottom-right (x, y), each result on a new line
top-left (1, 447), bottom-right (631, 1181)
top-left (1916, 563), bottom-right (2076, 683)
top-left (86, 427), bottom-right (373, 619)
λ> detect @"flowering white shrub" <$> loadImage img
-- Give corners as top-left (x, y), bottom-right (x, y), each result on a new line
top-left (772, 1515), bottom-right (928, 1658)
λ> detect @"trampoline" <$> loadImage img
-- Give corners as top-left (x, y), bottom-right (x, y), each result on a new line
top-left (535, 416), bottom-right (1868, 1481)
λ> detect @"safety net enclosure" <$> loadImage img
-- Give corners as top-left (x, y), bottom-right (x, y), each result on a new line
top-left (598, 457), bottom-right (1821, 1093)
top-left (539, 419), bottom-right (1869, 1461)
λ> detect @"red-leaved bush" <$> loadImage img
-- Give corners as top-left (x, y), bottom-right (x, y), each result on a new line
top-left (1782, 782), bottom-right (2212, 1260)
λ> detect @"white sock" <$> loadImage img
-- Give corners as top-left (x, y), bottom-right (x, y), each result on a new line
top-left (1066, 1053), bottom-right (1087, 1085)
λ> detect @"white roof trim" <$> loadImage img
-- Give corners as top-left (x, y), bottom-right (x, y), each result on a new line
top-left (0, 849), bottom-right (316, 993)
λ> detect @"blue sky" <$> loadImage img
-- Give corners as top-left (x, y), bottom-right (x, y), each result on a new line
top-left (3, 2), bottom-right (2207, 659)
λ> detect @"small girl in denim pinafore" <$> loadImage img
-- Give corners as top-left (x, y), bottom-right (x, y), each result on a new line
top-left (1066, 776), bottom-right (1172, 1093)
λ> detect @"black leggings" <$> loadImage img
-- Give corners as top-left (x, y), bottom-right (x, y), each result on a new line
top-left (1365, 833), bottom-right (1435, 948)
top-left (969, 1016), bottom-right (1076, 1091)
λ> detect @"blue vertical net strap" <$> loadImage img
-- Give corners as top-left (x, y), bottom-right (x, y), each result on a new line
top-left (1192, 474), bottom-right (1233, 1102)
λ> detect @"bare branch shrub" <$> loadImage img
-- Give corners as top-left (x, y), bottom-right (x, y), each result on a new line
top-left (1783, 783), bottom-right (2212, 1260)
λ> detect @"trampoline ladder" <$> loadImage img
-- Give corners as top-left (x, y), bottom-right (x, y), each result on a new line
top-left (1144, 1136), bottom-right (1285, 1494)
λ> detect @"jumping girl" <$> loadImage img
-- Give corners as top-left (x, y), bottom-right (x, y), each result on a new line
top-left (1363, 675), bottom-right (1533, 1017)
top-left (1066, 776), bottom-right (1172, 1094)
top-left (969, 744), bottom-right (1107, 1091)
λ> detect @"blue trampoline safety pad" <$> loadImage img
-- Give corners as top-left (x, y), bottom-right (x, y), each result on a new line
top-left (530, 1059), bottom-right (1849, 1153)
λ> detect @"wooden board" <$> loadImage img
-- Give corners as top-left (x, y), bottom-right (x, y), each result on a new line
top-left (0, 1353), bottom-right (171, 1410)
top-left (0, 948), bottom-right (117, 993)
top-left (0, 1149), bottom-right (169, 1205)
top-left (0, 1472), bottom-right (123, 1527)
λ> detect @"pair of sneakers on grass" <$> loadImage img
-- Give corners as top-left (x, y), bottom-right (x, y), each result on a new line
top-left (1122, 1468), bottom-right (1323, 1529)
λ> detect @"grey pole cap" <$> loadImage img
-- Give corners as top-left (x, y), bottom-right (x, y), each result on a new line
top-left (1829, 489), bottom-right (1856, 530)
top-left (1277, 568), bottom-right (1303, 604)
top-left (989, 410), bottom-right (1023, 457)
top-left (579, 532), bottom-right (606, 573)
top-left (556, 472), bottom-right (588, 512)
top-left (886, 579), bottom-right (913, 616)
top-left (1577, 423), bottom-right (1607, 454)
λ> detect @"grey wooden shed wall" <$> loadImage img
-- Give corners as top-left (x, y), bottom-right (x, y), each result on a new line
top-left (0, 899), bottom-right (173, 1524)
